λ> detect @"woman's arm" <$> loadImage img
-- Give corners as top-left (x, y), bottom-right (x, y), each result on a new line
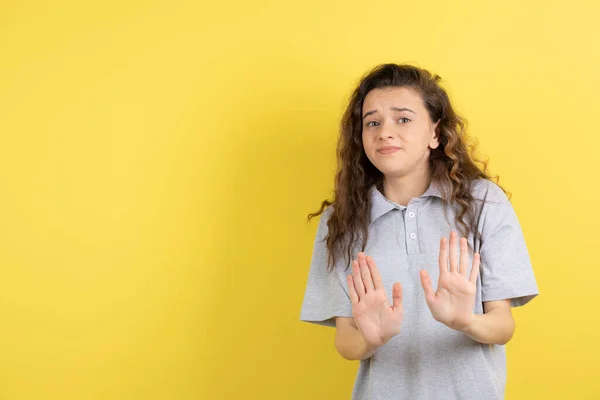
top-left (461, 299), bottom-right (515, 345)
top-left (420, 233), bottom-right (517, 345)
top-left (334, 253), bottom-right (404, 361)
top-left (334, 317), bottom-right (381, 360)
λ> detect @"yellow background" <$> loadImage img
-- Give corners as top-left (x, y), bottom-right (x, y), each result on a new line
top-left (0, 0), bottom-right (598, 399)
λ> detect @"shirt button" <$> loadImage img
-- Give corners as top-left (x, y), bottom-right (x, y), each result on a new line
top-left (409, 233), bottom-right (416, 239)
top-left (408, 212), bottom-right (415, 218)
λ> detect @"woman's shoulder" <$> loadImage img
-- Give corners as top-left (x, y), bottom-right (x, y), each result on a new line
top-left (469, 178), bottom-right (510, 204)
top-left (312, 203), bottom-right (335, 234)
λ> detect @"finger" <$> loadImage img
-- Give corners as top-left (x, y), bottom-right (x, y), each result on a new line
top-left (347, 275), bottom-right (359, 305)
top-left (469, 253), bottom-right (481, 284)
top-left (358, 253), bottom-right (374, 292)
top-left (438, 237), bottom-right (448, 276)
top-left (352, 260), bottom-right (365, 297)
top-left (419, 269), bottom-right (436, 304)
top-left (392, 282), bottom-right (403, 312)
top-left (459, 237), bottom-right (469, 277)
top-left (449, 231), bottom-right (458, 273)
top-left (366, 256), bottom-right (384, 290)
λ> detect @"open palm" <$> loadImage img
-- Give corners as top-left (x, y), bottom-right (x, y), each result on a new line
top-left (347, 252), bottom-right (403, 348)
top-left (420, 232), bottom-right (481, 331)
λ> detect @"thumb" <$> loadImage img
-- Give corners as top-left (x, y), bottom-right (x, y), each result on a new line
top-left (420, 269), bottom-right (435, 304)
top-left (392, 282), bottom-right (403, 312)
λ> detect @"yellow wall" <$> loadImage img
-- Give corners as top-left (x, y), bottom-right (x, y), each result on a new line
top-left (0, 1), bottom-right (598, 399)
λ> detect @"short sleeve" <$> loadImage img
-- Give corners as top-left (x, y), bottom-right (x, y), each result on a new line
top-left (478, 186), bottom-right (539, 307)
top-left (299, 207), bottom-right (353, 327)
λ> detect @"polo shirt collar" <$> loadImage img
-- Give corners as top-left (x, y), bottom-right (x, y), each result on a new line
top-left (369, 180), bottom-right (444, 224)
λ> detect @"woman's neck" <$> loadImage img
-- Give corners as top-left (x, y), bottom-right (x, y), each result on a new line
top-left (382, 170), bottom-right (432, 206)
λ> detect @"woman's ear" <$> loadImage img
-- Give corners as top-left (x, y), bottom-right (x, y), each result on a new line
top-left (429, 120), bottom-right (441, 149)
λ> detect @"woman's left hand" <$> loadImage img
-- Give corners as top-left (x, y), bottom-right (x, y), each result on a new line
top-left (420, 231), bottom-right (481, 332)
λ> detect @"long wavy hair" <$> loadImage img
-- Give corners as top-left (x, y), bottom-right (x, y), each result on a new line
top-left (308, 63), bottom-right (508, 271)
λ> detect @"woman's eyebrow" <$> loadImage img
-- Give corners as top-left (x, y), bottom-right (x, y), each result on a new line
top-left (391, 107), bottom-right (416, 114)
top-left (362, 110), bottom-right (378, 119)
top-left (362, 107), bottom-right (416, 120)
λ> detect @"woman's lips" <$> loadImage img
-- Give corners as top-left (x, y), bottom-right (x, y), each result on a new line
top-left (377, 147), bottom-right (400, 154)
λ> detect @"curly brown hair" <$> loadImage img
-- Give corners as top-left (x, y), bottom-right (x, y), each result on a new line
top-left (308, 63), bottom-right (508, 272)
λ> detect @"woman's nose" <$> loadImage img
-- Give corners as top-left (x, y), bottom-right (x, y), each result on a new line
top-left (378, 122), bottom-right (395, 140)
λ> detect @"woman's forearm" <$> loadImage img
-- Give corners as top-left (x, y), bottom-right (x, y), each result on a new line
top-left (334, 323), bottom-right (381, 360)
top-left (461, 302), bottom-right (515, 345)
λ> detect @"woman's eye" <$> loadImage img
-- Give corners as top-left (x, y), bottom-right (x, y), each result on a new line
top-left (366, 121), bottom-right (379, 127)
top-left (398, 118), bottom-right (410, 123)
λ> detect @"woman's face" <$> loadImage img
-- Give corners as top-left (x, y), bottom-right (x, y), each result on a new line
top-left (361, 86), bottom-right (439, 179)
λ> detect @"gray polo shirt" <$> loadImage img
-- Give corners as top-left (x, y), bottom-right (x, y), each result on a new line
top-left (300, 178), bottom-right (538, 400)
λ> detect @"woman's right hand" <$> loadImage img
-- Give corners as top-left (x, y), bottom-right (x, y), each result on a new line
top-left (347, 252), bottom-right (404, 348)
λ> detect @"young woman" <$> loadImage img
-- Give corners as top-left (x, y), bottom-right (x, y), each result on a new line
top-left (300, 64), bottom-right (538, 400)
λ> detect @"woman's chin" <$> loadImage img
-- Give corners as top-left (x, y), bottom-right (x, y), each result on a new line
top-left (380, 170), bottom-right (409, 180)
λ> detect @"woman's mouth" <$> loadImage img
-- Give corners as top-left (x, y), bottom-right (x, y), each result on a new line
top-left (377, 147), bottom-right (400, 154)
